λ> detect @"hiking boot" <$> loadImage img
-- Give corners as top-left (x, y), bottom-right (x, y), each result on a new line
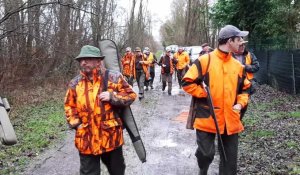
top-left (151, 85), bottom-right (154, 89)
top-left (162, 83), bottom-right (166, 91)
top-left (168, 92), bottom-right (171, 95)
top-left (145, 87), bottom-right (149, 91)
top-left (138, 94), bottom-right (144, 100)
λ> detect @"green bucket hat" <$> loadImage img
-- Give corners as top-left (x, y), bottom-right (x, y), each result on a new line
top-left (75, 45), bottom-right (105, 61)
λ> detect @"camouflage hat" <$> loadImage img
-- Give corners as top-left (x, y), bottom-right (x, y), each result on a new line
top-left (135, 47), bottom-right (142, 52)
top-left (218, 25), bottom-right (249, 40)
top-left (75, 45), bottom-right (105, 61)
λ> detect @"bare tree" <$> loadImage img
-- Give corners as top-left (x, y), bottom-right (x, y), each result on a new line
top-left (160, 0), bottom-right (212, 46)
top-left (0, 0), bottom-right (158, 90)
top-left (128, 0), bottom-right (136, 47)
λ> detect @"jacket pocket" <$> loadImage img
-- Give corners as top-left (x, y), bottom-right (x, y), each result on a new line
top-left (101, 118), bottom-right (123, 148)
top-left (78, 112), bottom-right (89, 124)
top-left (231, 108), bottom-right (241, 122)
top-left (194, 98), bottom-right (211, 118)
top-left (75, 125), bottom-right (89, 151)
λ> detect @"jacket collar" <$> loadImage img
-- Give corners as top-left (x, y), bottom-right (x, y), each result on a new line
top-left (215, 48), bottom-right (232, 62)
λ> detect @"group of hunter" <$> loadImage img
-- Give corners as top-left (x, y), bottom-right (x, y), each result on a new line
top-left (121, 46), bottom-right (191, 97)
top-left (64, 24), bottom-right (260, 175)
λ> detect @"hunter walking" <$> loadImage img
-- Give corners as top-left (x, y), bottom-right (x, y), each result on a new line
top-left (182, 25), bottom-right (251, 175)
top-left (64, 45), bottom-right (137, 175)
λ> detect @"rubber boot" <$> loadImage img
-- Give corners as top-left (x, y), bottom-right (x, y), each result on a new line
top-left (150, 82), bottom-right (154, 89)
top-left (162, 82), bottom-right (166, 91)
top-left (198, 168), bottom-right (208, 175)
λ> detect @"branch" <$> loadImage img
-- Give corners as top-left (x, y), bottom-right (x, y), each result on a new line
top-left (0, 0), bottom-right (96, 25)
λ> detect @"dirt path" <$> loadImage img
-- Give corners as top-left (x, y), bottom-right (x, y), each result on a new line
top-left (23, 68), bottom-right (219, 175)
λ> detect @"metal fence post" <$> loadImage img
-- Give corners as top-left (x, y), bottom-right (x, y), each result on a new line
top-left (291, 52), bottom-right (296, 94)
top-left (266, 50), bottom-right (270, 85)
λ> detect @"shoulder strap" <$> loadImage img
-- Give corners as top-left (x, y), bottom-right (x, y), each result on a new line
top-left (205, 54), bottom-right (211, 78)
top-left (103, 69), bottom-right (109, 91)
top-left (194, 54), bottom-right (210, 85)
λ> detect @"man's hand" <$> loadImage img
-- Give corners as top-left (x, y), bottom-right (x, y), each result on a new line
top-left (233, 104), bottom-right (242, 111)
top-left (99, 91), bottom-right (111, 101)
top-left (245, 65), bottom-right (251, 70)
top-left (139, 61), bottom-right (144, 64)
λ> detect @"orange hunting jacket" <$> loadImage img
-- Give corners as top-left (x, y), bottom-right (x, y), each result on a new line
top-left (173, 51), bottom-right (190, 70)
top-left (182, 49), bottom-right (251, 135)
top-left (233, 51), bottom-right (260, 81)
top-left (121, 52), bottom-right (134, 77)
top-left (131, 54), bottom-right (150, 80)
top-left (64, 68), bottom-right (137, 155)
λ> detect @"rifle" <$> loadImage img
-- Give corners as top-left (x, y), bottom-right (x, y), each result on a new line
top-left (185, 54), bottom-right (227, 161)
top-left (203, 82), bottom-right (227, 162)
top-left (99, 39), bottom-right (146, 163)
top-left (0, 97), bottom-right (17, 145)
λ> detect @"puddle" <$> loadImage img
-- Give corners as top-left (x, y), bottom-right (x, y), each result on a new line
top-left (152, 138), bottom-right (178, 147)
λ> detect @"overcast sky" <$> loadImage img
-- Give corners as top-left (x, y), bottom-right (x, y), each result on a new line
top-left (119, 0), bottom-right (174, 41)
top-left (148, 0), bottom-right (173, 41)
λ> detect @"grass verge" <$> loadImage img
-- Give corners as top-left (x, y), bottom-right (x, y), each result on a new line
top-left (0, 92), bottom-right (67, 174)
top-left (239, 85), bottom-right (300, 174)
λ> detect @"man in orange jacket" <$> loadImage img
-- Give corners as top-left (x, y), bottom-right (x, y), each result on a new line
top-left (182, 25), bottom-right (251, 175)
top-left (131, 47), bottom-right (150, 100)
top-left (173, 46), bottom-right (190, 88)
top-left (158, 48), bottom-right (176, 95)
top-left (143, 47), bottom-right (157, 90)
top-left (64, 45), bottom-right (137, 175)
top-left (121, 47), bottom-right (134, 86)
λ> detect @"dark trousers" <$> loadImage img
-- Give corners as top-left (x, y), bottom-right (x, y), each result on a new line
top-left (162, 73), bottom-right (172, 93)
top-left (79, 147), bottom-right (125, 175)
top-left (195, 130), bottom-right (238, 175)
top-left (135, 70), bottom-right (145, 97)
top-left (177, 68), bottom-right (186, 87)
